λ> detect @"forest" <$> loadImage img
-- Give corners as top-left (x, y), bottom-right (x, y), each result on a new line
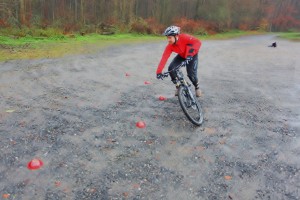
top-left (0, 0), bottom-right (300, 35)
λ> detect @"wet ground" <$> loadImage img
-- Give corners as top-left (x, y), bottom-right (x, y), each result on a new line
top-left (0, 34), bottom-right (299, 199)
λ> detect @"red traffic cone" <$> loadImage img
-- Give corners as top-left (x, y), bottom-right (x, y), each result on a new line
top-left (158, 96), bottom-right (167, 101)
top-left (27, 159), bottom-right (43, 170)
top-left (136, 121), bottom-right (146, 128)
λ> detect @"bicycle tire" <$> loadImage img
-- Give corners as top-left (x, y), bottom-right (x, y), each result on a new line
top-left (178, 85), bottom-right (204, 126)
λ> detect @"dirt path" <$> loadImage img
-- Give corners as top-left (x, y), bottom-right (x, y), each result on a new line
top-left (0, 34), bottom-right (299, 199)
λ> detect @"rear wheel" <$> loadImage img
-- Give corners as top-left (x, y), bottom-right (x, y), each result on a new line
top-left (178, 86), bottom-right (204, 126)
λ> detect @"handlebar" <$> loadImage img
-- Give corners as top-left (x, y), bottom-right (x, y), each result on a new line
top-left (160, 61), bottom-right (186, 79)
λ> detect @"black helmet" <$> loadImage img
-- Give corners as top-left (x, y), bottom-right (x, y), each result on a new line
top-left (163, 26), bottom-right (180, 36)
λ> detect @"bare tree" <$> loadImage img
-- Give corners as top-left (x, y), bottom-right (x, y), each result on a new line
top-left (0, 0), bottom-right (299, 32)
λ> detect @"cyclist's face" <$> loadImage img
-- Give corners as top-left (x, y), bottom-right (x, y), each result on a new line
top-left (167, 36), bottom-right (176, 44)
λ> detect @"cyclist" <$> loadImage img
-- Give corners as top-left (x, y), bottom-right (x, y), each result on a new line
top-left (156, 25), bottom-right (202, 97)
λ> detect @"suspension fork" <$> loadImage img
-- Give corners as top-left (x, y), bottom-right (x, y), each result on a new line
top-left (180, 79), bottom-right (196, 103)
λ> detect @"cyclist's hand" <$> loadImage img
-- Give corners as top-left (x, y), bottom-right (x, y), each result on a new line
top-left (156, 73), bottom-right (163, 80)
top-left (185, 56), bottom-right (193, 64)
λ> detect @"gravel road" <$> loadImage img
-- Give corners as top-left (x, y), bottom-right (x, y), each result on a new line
top-left (0, 34), bottom-right (299, 199)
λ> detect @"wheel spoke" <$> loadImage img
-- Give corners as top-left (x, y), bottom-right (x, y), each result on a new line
top-left (178, 86), bottom-right (204, 126)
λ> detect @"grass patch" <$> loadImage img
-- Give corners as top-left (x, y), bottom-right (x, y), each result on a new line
top-left (0, 31), bottom-right (260, 61)
top-left (2, 30), bottom-right (298, 61)
top-left (198, 30), bottom-right (265, 40)
top-left (277, 32), bottom-right (300, 41)
top-left (0, 33), bottom-right (162, 61)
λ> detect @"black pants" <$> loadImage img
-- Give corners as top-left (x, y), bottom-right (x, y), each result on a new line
top-left (168, 54), bottom-right (199, 87)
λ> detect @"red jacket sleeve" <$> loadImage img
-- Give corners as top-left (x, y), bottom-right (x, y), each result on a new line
top-left (184, 34), bottom-right (201, 58)
top-left (156, 45), bottom-right (172, 74)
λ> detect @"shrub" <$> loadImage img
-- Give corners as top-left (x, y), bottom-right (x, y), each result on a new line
top-left (0, 19), bottom-right (9, 28)
top-left (37, 28), bottom-right (63, 37)
top-left (129, 17), bottom-right (164, 35)
top-left (63, 23), bottom-right (79, 34)
top-left (145, 17), bottom-right (164, 35)
top-left (173, 17), bottom-right (201, 33)
top-left (238, 23), bottom-right (250, 31)
top-left (130, 18), bottom-right (150, 34)
top-left (173, 18), bottom-right (219, 35)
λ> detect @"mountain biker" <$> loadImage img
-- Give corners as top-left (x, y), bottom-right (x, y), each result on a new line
top-left (156, 25), bottom-right (202, 97)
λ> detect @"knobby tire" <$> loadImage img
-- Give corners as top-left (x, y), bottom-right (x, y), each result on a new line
top-left (178, 86), bottom-right (204, 126)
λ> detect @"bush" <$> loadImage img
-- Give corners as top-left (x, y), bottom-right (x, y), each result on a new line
top-left (0, 19), bottom-right (9, 28)
top-left (257, 18), bottom-right (269, 31)
top-left (0, 27), bottom-right (64, 38)
top-left (173, 17), bottom-right (200, 33)
top-left (145, 18), bottom-right (165, 35)
top-left (172, 18), bottom-right (219, 35)
top-left (36, 28), bottom-right (63, 37)
top-left (130, 17), bottom-right (164, 35)
top-left (130, 18), bottom-right (150, 34)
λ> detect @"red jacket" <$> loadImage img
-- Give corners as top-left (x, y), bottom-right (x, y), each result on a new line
top-left (156, 33), bottom-right (201, 74)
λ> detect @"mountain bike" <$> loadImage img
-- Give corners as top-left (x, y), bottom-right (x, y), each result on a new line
top-left (159, 61), bottom-right (204, 126)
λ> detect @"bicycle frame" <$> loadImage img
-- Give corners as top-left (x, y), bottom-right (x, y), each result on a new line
top-left (159, 61), bottom-right (204, 126)
top-left (164, 62), bottom-right (196, 104)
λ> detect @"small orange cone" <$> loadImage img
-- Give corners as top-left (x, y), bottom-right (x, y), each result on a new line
top-left (27, 159), bottom-right (43, 170)
top-left (136, 121), bottom-right (146, 128)
top-left (158, 96), bottom-right (166, 101)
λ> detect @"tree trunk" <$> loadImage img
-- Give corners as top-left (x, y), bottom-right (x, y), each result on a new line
top-left (81, 0), bottom-right (85, 25)
top-left (19, 0), bottom-right (25, 25)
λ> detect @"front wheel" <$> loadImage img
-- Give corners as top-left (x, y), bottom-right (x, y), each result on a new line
top-left (178, 85), bottom-right (204, 126)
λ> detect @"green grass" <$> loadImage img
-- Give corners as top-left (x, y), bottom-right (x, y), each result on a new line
top-left (277, 32), bottom-right (300, 41)
top-left (0, 33), bottom-right (162, 61)
top-left (1, 29), bottom-right (299, 61)
top-left (0, 33), bottom-right (161, 46)
top-left (198, 30), bottom-right (265, 40)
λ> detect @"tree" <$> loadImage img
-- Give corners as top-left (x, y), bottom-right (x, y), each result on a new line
top-left (0, 0), bottom-right (299, 33)
top-left (19, 0), bottom-right (25, 25)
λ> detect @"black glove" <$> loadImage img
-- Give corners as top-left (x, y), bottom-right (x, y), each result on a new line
top-left (156, 73), bottom-right (163, 80)
top-left (185, 56), bottom-right (193, 65)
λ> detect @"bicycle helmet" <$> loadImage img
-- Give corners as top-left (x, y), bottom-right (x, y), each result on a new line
top-left (163, 26), bottom-right (180, 36)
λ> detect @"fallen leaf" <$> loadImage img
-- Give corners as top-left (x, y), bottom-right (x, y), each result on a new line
top-left (63, 187), bottom-right (71, 193)
top-left (10, 140), bottom-right (17, 145)
top-left (219, 139), bottom-right (226, 144)
top-left (55, 181), bottom-right (61, 187)
top-left (204, 127), bottom-right (216, 134)
top-left (5, 109), bottom-right (15, 113)
top-left (107, 138), bottom-right (117, 143)
top-left (193, 146), bottom-right (205, 151)
top-left (132, 184), bottom-right (140, 189)
top-left (145, 140), bottom-right (153, 145)
top-left (2, 194), bottom-right (10, 199)
top-left (19, 121), bottom-right (26, 127)
top-left (123, 192), bottom-right (129, 197)
top-left (219, 156), bottom-right (226, 161)
top-left (87, 188), bottom-right (96, 193)
top-left (170, 140), bottom-right (176, 145)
